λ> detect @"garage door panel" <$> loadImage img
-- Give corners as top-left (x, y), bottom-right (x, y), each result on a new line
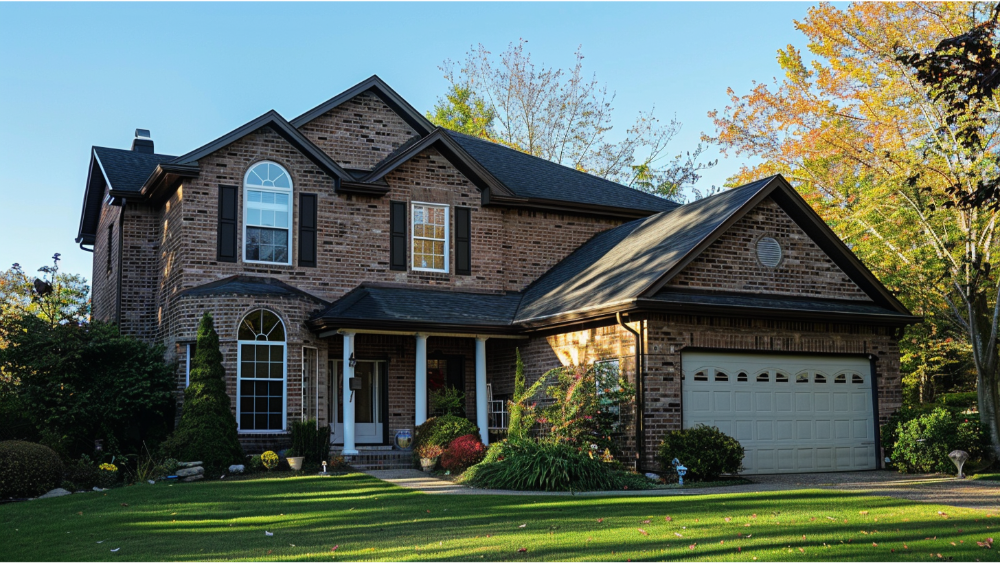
top-left (713, 391), bottom-right (732, 412)
top-left (735, 392), bottom-right (752, 412)
top-left (683, 352), bottom-right (875, 475)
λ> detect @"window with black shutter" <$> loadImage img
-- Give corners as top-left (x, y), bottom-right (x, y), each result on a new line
top-left (390, 200), bottom-right (406, 271)
top-left (217, 185), bottom-right (238, 262)
top-left (298, 193), bottom-right (317, 267)
top-left (455, 206), bottom-right (471, 275)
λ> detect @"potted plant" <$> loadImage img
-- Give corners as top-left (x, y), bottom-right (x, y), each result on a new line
top-left (285, 448), bottom-right (305, 471)
top-left (416, 444), bottom-right (444, 472)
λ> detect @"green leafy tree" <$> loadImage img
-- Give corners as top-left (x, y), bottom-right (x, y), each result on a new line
top-left (426, 84), bottom-right (495, 138)
top-left (160, 312), bottom-right (243, 471)
top-left (0, 316), bottom-right (175, 457)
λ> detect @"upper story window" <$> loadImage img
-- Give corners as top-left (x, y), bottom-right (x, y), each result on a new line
top-left (412, 202), bottom-right (448, 272)
top-left (244, 162), bottom-right (292, 265)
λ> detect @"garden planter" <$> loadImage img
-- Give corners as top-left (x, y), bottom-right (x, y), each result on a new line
top-left (287, 456), bottom-right (305, 471)
top-left (419, 457), bottom-right (437, 472)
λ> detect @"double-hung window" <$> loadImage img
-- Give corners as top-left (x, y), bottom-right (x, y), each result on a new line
top-left (244, 161), bottom-right (292, 264)
top-left (411, 203), bottom-right (448, 272)
top-left (237, 309), bottom-right (287, 432)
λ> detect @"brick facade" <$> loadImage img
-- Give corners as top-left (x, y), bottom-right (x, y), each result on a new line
top-left (84, 87), bottom-right (906, 465)
top-left (667, 197), bottom-right (872, 300)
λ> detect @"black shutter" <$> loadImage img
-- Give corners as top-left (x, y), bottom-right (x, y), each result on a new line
top-left (217, 185), bottom-right (237, 262)
top-left (455, 206), bottom-right (471, 275)
top-left (390, 200), bottom-right (407, 271)
top-left (298, 193), bottom-right (317, 267)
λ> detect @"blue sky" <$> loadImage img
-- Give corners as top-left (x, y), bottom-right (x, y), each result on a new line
top-left (0, 2), bottom-right (819, 281)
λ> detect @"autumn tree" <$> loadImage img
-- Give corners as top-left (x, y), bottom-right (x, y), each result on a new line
top-left (705, 2), bottom-right (1000, 457)
top-left (430, 40), bottom-right (714, 199)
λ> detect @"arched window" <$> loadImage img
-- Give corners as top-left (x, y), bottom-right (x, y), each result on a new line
top-left (244, 161), bottom-right (292, 264)
top-left (714, 371), bottom-right (729, 382)
top-left (852, 373), bottom-right (865, 384)
top-left (756, 372), bottom-right (769, 382)
top-left (814, 373), bottom-right (827, 383)
top-left (693, 370), bottom-right (708, 381)
top-left (737, 372), bottom-right (748, 382)
top-left (834, 374), bottom-right (847, 384)
top-left (237, 309), bottom-right (287, 432)
top-left (775, 371), bottom-right (789, 383)
top-left (796, 372), bottom-right (809, 383)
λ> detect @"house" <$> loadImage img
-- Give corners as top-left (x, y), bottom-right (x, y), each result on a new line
top-left (76, 75), bottom-right (917, 473)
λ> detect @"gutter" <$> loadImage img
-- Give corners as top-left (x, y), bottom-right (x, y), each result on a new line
top-left (617, 312), bottom-right (646, 472)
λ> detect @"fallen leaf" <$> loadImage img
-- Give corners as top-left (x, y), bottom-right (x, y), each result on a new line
top-left (120, 503), bottom-right (128, 507)
top-left (738, 547), bottom-right (742, 552)
top-left (952, 542), bottom-right (957, 546)
top-left (827, 516), bottom-right (836, 520)
top-left (517, 548), bottom-right (527, 553)
top-left (110, 548), bottom-right (120, 553)
top-left (873, 542), bottom-right (878, 547)
top-left (675, 532), bottom-right (683, 537)
top-left (331, 545), bottom-right (339, 551)
top-left (664, 516), bottom-right (672, 522)
top-left (265, 531), bottom-right (273, 536)
top-left (860, 511), bottom-right (869, 515)
top-left (688, 544), bottom-right (696, 550)
top-left (597, 518), bottom-right (603, 523)
top-left (938, 512), bottom-right (948, 518)
top-left (638, 528), bottom-right (648, 536)
top-left (725, 517), bottom-right (731, 522)
top-left (745, 523), bottom-right (751, 527)
top-left (518, 524), bottom-right (526, 528)
top-left (642, 519), bottom-right (651, 524)
top-left (799, 548), bottom-right (805, 552)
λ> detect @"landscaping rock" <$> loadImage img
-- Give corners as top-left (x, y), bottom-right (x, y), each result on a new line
top-left (37, 488), bottom-right (71, 499)
top-left (177, 461), bottom-right (203, 468)
top-left (181, 474), bottom-right (204, 483)
top-left (228, 464), bottom-right (245, 474)
top-left (645, 472), bottom-right (661, 480)
top-left (176, 466), bottom-right (204, 477)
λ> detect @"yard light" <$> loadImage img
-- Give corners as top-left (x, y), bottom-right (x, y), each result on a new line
top-left (322, 461), bottom-right (327, 474)
top-left (948, 450), bottom-right (969, 479)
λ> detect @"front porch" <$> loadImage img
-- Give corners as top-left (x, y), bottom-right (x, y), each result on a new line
top-left (306, 284), bottom-right (527, 454)
top-left (315, 329), bottom-right (523, 454)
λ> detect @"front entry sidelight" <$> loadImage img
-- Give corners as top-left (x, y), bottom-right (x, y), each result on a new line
top-left (329, 359), bottom-right (386, 444)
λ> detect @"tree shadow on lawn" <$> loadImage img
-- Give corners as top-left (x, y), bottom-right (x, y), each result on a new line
top-left (3, 474), bottom-right (997, 561)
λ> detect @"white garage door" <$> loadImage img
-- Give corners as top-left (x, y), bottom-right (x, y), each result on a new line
top-left (681, 352), bottom-right (876, 474)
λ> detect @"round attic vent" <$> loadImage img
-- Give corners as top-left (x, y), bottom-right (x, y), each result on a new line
top-left (756, 237), bottom-right (782, 267)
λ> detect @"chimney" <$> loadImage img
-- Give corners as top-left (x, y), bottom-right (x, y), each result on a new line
top-left (131, 129), bottom-right (154, 153)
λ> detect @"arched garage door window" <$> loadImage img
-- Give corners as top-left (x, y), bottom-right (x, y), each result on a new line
top-left (237, 309), bottom-right (286, 432)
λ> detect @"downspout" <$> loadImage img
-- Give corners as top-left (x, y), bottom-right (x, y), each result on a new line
top-left (617, 312), bottom-right (645, 472)
top-left (115, 200), bottom-right (126, 328)
top-left (79, 243), bottom-right (94, 253)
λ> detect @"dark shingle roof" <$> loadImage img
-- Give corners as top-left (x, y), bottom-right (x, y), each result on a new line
top-left (178, 275), bottom-right (326, 303)
top-left (447, 131), bottom-right (679, 214)
top-left (93, 147), bottom-right (177, 192)
top-left (515, 177), bottom-right (775, 323)
top-left (311, 285), bottom-right (523, 329)
top-left (646, 290), bottom-right (915, 320)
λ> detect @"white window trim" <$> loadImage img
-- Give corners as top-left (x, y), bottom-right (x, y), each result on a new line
top-left (242, 160), bottom-right (293, 266)
top-left (236, 340), bottom-right (289, 434)
top-left (410, 201), bottom-right (449, 273)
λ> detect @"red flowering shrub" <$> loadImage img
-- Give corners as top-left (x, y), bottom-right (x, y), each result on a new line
top-left (440, 434), bottom-right (486, 472)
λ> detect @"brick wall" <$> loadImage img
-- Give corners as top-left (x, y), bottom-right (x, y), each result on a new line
top-left (91, 184), bottom-right (120, 323)
top-left (297, 91), bottom-right (419, 170)
top-left (668, 197), bottom-right (872, 300)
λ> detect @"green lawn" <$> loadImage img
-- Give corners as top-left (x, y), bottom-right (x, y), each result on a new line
top-left (2, 473), bottom-right (998, 561)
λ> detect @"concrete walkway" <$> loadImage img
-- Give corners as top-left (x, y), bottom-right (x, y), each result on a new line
top-left (362, 469), bottom-right (1000, 511)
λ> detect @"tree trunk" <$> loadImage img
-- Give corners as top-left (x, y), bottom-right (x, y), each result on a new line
top-left (968, 294), bottom-right (1000, 461)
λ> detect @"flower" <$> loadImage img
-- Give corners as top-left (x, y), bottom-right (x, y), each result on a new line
top-left (98, 463), bottom-right (118, 472)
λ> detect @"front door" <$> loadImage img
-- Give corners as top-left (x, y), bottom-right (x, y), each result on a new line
top-left (329, 360), bottom-right (385, 444)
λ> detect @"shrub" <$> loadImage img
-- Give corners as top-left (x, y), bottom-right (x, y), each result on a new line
top-left (463, 439), bottom-right (652, 492)
top-left (440, 434), bottom-right (487, 472)
top-left (64, 456), bottom-right (101, 490)
top-left (430, 386), bottom-right (465, 417)
top-left (413, 414), bottom-right (479, 452)
top-left (160, 312), bottom-right (244, 473)
top-left (893, 407), bottom-right (987, 474)
top-left (0, 440), bottom-right (64, 498)
top-left (97, 463), bottom-right (119, 488)
top-left (658, 424), bottom-right (744, 480)
top-left (290, 419), bottom-right (331, 464)
top-left (415, 444), bottom-right (444, 459)
top-left (542, 361), bottom-right (634, 455)
top-left (248, 454), bottom-right (264, 472)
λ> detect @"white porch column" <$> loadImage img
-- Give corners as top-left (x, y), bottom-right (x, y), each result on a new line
top-left (475, 336), bottom-right (489, 445)
top-left (341, 331), bottom-right (358, 455)
top-left (414, 333), bottom-right (428, 426)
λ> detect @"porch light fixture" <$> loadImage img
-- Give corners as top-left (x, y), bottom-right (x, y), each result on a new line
top-left (348, 353), bottom-right (357, 368)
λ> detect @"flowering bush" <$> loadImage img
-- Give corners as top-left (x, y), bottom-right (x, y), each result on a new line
top-left (440, 434), bottom-right (487, 472)
top-left (260, 451), bottom-right (279, 471)
top-left (97, 462), bottom-right (119, 488)
top-left (415, 444), bottom-right (444, 459)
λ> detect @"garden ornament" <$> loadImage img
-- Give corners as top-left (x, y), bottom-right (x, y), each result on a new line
top-left (322, 461), bottom-right (327, 474)
top-left (948, 450), bottom-right (970, 479)
top-left (672, 458), bottom-right (688, 486)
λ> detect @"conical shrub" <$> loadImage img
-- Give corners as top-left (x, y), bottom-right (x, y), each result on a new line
top-left (161, 312), bottom-right (243, 472)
